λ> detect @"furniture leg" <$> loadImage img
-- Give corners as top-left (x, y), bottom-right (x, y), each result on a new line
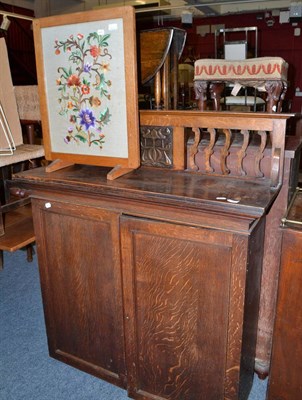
top-left (26, 244), bottom-right (34, 262)
top-left (24, 124), bottom-right (38, 168)
top-left (209, 82), bottom-right (224, 111)
top-left (162, 54), bottom-right (170, 110)
top-left (265, 80), bottom-right (283, 113)
top-left (194, 80), bottom-right (208, 111)
top-left (278, 81), bottom-right (288, 112)
top-left (172, 51), bottom-right (178, 110)
top-left (0, 250), bottom-right (3, 270)
top-left (154, 70), bottom-right (162, 109)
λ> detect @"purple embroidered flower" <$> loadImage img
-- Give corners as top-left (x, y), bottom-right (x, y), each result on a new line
top-left (83, 63), bottom-right (92, 73)
top-left (79, 109), bottom-right (96, 130)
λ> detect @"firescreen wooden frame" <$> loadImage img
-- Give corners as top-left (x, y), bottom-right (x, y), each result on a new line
top-left (33, 6), bottom-right (140, 177)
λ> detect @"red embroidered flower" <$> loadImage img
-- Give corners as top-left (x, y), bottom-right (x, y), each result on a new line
top-left (81, 84), bottom-right (90, 95)
top-left (90, 45), bottom-right (101, 58)
top-left (67, 74), bottom-right (81, 87)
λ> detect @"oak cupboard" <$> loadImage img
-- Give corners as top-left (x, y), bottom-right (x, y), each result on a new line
top-left (31, 199), bottom-right (126, 387)
top-left (121, 216), bottom-right (263, 400)
top-left (267, 189), bottom-right (302, 400)
top-left (12, 165), bottom-right (270, 399)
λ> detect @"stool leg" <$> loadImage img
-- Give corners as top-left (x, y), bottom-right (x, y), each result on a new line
top-left (194, 80), bottom-right (208, 111)
top-left (209, 82), bottom-right (224, 111)
top-left (278, 81), bottom-right (288, 112)
top-left (265, 80), bottom-right (283, 112)
top-left (0, 250), bottom-right (3, 270)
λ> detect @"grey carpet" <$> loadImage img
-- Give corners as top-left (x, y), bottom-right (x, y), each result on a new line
top-left (0, 249), bottom-right (268, 399)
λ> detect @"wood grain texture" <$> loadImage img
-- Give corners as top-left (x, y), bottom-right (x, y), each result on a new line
top-left (255, 143), bottom-right (302, 376)
top-left (268, 225), bottom-right (302, 400)
top-left (12, 164), bottom-right (266, 399)
top-left (224, 234), bottom-right (247, 400)
top-left (139, 29), bottom-right (172, 84)
top-left (140, 110), bottom-right (290, 187)
top-left (121, 216), bottom-right (249, 400)
top-left (31, 199), bottom-right (126, 387)
top-left (0, 204), bottom-right (35, 251)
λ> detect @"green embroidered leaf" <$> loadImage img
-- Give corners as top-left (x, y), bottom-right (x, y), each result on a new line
top-left (99, 73), bottom-right (106, 84)
top-left (75, 133), bottom-right (88, 143)
top-left (87, 32), bottom-right (99, 44)
top-left (58, 67), bottom-right (69, 78)
top-left (100, 88), bottom-right (109, 97)
top-left (82, 78), bottom-right (90, 86)
top-left (69, 52), bottom-right (82, 65)
top-left (99, 107), bottom-right (111, 125)
top-left (75, 135), bottom-right (87, 143)
top-left (99, 34), bottom-right (110, 47)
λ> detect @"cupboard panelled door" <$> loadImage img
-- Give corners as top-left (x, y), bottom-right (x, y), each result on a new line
top-left (121, 216), bottom-right (247, 400)
top-left (31, 199), bottom-right (126, 387)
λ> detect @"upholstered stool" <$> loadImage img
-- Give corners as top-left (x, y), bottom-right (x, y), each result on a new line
top-left (194, 57), bottom-right (288, 112)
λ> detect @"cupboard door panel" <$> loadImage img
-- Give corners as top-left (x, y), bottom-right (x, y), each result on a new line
top-left (268, 228), bottom-right (302, 400)
top-left (121, 216), bottom-right (234, 400)
top-left (32, 199), bottom-right (126, 386)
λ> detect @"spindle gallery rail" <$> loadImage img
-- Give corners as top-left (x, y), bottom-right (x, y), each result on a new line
top-left (139, 110), bottom-right (292, 188)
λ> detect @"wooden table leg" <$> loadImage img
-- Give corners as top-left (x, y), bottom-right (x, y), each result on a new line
top-left (154, 70), bottom-right (162, 110)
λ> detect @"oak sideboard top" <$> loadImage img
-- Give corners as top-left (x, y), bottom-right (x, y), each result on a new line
top-left (12, 165), bottom-right (278, 219)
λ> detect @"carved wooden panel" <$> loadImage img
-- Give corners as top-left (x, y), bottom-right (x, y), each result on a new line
top-left (31, 199), bottom-right (126, 387)
top-left (121, 216), bottom-right (249, 400)
top-left (140, 125), bottom-right (173, 167)
top-left (140, 110), bottom-right (291, 189)
top-left (188, 128), bottom-right (270, 179)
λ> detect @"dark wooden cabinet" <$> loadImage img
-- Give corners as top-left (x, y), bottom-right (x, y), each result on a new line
top-left (121, 216), bottom-right (263, 400)
top-left (32, 198), bottom-right (126, 387)
top-left (267, 189), bottom-right (302, 400)
top-left (12, 165), bottom-right (273, 400)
